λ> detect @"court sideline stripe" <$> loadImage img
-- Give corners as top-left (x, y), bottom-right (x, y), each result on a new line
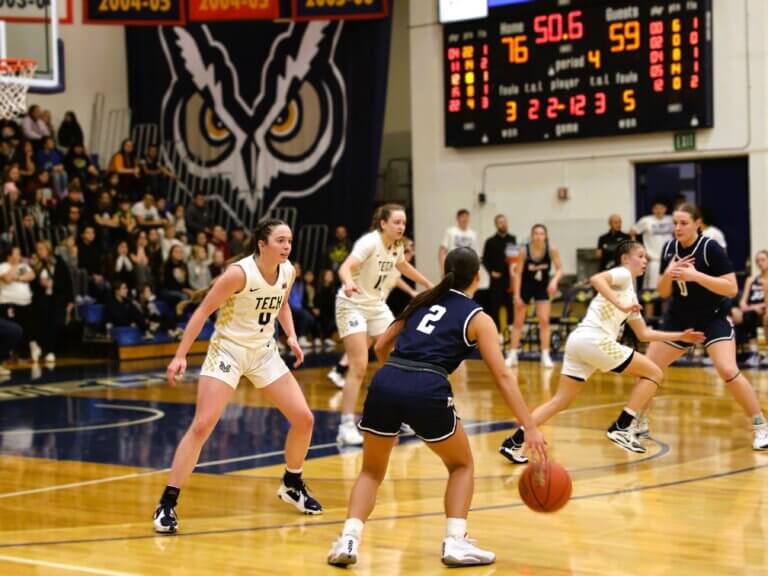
top-left (0, 553), bottom-right (140, 575)
top-left (0, 461), bottom-right (764, 550)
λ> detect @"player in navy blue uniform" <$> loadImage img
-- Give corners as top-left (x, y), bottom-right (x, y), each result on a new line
top-left (613, 204), bottom-right (768, 450)
top-left (506, 224), bottom-right (562, 368)
top-left (730, 250), bottom-right (768, 366)
top-left (327, 247), bottom-right (546, 568)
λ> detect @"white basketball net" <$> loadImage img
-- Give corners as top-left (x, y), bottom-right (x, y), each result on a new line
top-left (0, 59), bottom-right (37, 120)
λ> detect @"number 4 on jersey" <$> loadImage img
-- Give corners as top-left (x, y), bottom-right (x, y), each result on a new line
top-left (416, 305), bottom-right (447, 335)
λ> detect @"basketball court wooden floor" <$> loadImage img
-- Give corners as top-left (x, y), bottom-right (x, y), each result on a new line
top-left (0, 358), bottom-right (766, 575)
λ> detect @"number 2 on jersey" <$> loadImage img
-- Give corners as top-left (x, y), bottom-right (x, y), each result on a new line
top-left (416, 305), bottom-right (447, 335)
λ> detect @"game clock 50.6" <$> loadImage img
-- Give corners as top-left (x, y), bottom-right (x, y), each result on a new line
top-left (98, 0), bottom-right (171, 11)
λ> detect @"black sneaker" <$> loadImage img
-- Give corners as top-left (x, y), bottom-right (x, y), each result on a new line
top-left (277, 480), bottom-right (323, 515)
top-left (499, 436), bottom-right (528, 464)
top-left (153, 503), bottom-right (178, 534)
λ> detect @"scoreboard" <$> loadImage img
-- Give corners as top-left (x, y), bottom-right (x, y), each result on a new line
top-left (444, 0), bottom-right (713, 147)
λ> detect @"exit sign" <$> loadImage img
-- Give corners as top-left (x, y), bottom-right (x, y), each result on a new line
top-left (674, 132), bottom-right (696, 151)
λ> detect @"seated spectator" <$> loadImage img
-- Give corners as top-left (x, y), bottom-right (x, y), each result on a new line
top-left (302, 268), bottom-right (335, 347)
top-left (137, 283), bottom-right (181, 339)
top-left (210, 224), bottom-right (230, 260)
top-left (731, 250), bottom-right (768, 367)
top-left (161, 222), bottom-right (183, 260)
top-left (104, 171), bottom-right (121, 198)
top-left (209, 249), bottom-right (225, 280)
top-left (4, 164), bottom-right (22, 199)
top-left (147, 228), bottom-right (165, 282)
top-left (185, 191), bottom-right (212, 238)
top-left (64, 143), bottom-right (99, 184)
top-left (63, 205), bottom-right (85, 240)
top-left (108, 139), bottom-right (142, 201)
top-left (161, 245), bottom-right (194, 310)
top-left (0, 118), bottom-right (22, 143)
top-left (287, 262), bottom-right (315, 348)
top-left (21, 105), bottom-right (49, 147)
top-left (228, 226), bottom-right (246, 257)
top-left (326, 225), bottom-right (350, 272)
top-left (115, 196), bottom-right (138, 242)
top-left (156, 196), bottom-right (174, 225)
top-left (28, 188), bottom-right (51, 230)
top-left (132, 192), bottom-right (166, 229)
top-left (315, 268), bottom-right (337, 345)
top-left (188, 245), bottom-right (212, 291)
top-left (25, 170), bottom-right (55, 212)
top-left (106, 281), bottom-right (147, 334)
top-left (30, 240), bottom-right (73, 363)
top-left (54, 234), bottom-right (79, 272)
top-left (36, 137), bottom-right (67, 197)
top-left (57, 111), bottom-right (84, 150)
top-left (130, 230), bottom-right (154, 290)
top-left (0, 246), bottom-right (36, 360)
top-left (77, 226), bottom-right (108, 301)
top-left (140, 144), bottom-right (175, 198)
top-left (173, 203), bottom-right (187, 236)
top-left (191, 230), bottom-right (214, 260)
top-left (17, 214), bottom-right (40, 257)
top-left (57, 180), bottom-right (88, 225)
top-left (93, 191), bottom-right (119, 248)
top-left (109, 240), bottom-right (135, 289)
top-left (18, 140), bottom-right (36, 181)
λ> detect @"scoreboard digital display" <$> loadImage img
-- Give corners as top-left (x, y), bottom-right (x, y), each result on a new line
top-left (443, 0), bottom-right (713, 147)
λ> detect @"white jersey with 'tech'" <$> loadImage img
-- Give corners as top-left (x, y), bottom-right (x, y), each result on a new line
top-left (212, 256), bottom-right (295, 348)
top-left (337, 231), bottom-right (405, 307)
top-left (578, 266), bottom-right (641, 340)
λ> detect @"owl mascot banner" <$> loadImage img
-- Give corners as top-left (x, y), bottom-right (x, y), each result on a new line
top-left (126, 17), bottom-right (391, 239)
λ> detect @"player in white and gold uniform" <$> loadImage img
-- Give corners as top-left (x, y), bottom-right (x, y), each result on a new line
top-left (335, 205), bottom-right (432, 445)
top-left (153, 219), bottom-right (322, 535)
top-left (499, 241), bottom-right (704, 462)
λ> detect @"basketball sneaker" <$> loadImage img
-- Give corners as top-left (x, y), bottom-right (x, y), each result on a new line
top-left (499, 436), bottom-right (528, 464)
top-left (635, 414), bottom-right (650, 439)
top-left (152, 503), bottom-right (178, 534)
top-left (277, 480), bottom-right (323, 515)
top-left (327, 368), bottom-right (345, 389)
top-left (327, 534), bottom-right (359, 566)
top-left (441, 536), bottom-right (496, 566)
top-left (505, 349), bottom-right (518, 368)
top-left (337, 421), bottom-right (363, 446)
top-left (753, 424), bottom-right (768, 451)
top-left (540, 350), bottom-right (554, 369)
top-left (606, 427), bottom-right (646, 454)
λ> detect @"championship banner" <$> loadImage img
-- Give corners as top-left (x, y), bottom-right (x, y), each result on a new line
top-left (126, 17), bottom-right (391, 238)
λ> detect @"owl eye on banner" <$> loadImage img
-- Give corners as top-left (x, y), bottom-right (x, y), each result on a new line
top-left (159, 22), bottom-right (347, 212)
top-left (126, 16), bottom-right (391, 236)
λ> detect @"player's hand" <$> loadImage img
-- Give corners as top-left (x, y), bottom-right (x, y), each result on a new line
top-left (343, 282), bottom-right (360, 297)
top-left (680, 329), bottom-right (706, 344)
top-left (523, 425), bottom-right (547, 462)
top-left (671, 262), bottom-right (699, 282)
top-left (618, 302), bottom-right (642, 314)
top-left (286, 336), bottom-right (304, 368)
top-left (166, 356), bottom-right (187, 386)
top-left (667, 255), bottom-right (695, 276)
top-left (547, 281), bottom-right (558, 298)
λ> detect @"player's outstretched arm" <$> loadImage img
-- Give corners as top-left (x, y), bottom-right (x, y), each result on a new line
top-left (396, 260), bottom-right (433, 289)
top-left (627, 317), bottom-right (705, 344)
top-left (471, 311), bottom-right (546, 461)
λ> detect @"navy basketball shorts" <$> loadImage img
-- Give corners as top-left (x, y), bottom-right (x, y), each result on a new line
top-left (358, 365), bottom-right (458, 443)
top-left (662, 314), bottom-right (734, 349)
top-left (520, 281), bottom-right (549, 303)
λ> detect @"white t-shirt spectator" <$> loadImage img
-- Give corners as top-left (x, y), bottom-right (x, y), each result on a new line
top-left (131, 201), bottom-right (160, 222)
top-left (0, 262), bottom-right (33, 305)
top-left (441, 226), bottom-right (479, 254)
top-left (702, 226), bottom-right (727, 250)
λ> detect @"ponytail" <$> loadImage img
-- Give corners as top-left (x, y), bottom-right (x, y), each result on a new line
top-left (395, 272), bottom-right (455, 324)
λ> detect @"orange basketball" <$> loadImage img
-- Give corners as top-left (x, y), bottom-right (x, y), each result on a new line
top-left (518, 460), bottom-right (572, 513)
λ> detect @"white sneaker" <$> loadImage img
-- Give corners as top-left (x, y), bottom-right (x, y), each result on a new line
top-left (327, 369), bottom-right (345, 389)
top-left (337, 421), bottom-right (363, 446)
top-left (298, 336), bottom-right (313, 348)
top-left (505, 349), bottom-right (518, 368)
top-left (607, 427), bottom-right (646, 454)
top-left (44, 353), bottom-right (56, 363)
top-left (313, 338), bottom-right (323, 347)
top-left (753, 425), bottom-right (768, 451)
top-left (323, 338), bottom-right (337, 348)
top-left (327, 534), bottom-right (359, 566)
top-left (29, 341), bottom-right (41, 364)
top-left (442, 536), bottom-right (495, 566)
top-left (0, 365), bottom-right (10, 377)
top-left (541, 350), bottom-right (554, 369)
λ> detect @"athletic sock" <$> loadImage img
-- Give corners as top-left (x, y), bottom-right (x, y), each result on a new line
top-left (160, 485), bottom-right (180, 507)
top-left (752, 413), bottom-right (767, 428)
top-left (342, 518), bottom-right (364, 539)
top-left (446, 518), bottom-right (467, 539)
top-left (283, 468), bottom-right (303, 488)
top-left (336, 361), bottom-right (348, 375)
top-left (341, 413), bottom-right (355, 426)
top-left (611, 407), bottom-right (637, 431)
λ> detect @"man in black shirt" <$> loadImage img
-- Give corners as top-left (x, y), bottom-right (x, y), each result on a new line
top-left (596, 214), bottom-right (631, 271)
top-left (185, 191), bottom-right (213, 238)
top-left (482, 214), bottom-right (517, 335)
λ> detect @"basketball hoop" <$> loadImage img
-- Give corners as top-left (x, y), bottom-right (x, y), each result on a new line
top-left (0, 59), bottom-right (37, 120)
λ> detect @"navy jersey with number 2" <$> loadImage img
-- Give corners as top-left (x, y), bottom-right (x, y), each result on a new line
top-left (391, 289), bottom-right (484, 373)
top-left (358, 289), bottom-right (484, 443)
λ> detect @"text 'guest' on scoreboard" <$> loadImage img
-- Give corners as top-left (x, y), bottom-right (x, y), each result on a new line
top-left (443, 0), bottom-right (713, 147)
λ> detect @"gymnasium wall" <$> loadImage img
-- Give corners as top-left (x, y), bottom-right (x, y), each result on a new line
top-left (409, 0), bottom-right (767, 282)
